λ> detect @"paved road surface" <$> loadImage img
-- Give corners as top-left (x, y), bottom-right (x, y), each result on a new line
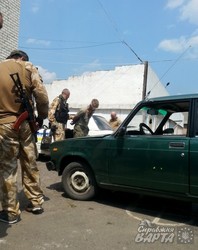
top-left (0, 157), bottom-right (198, 249)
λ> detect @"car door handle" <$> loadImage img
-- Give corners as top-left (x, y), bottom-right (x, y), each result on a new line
top-left (169, 142), bottom-right (185, 149)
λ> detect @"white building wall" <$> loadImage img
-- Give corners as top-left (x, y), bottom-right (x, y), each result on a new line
top-left (45, 64), bottom-right (169, 122)
top-left (146, 66), bottom-right (169, 99)
top-left (0, 0), bottom-right (20, 60)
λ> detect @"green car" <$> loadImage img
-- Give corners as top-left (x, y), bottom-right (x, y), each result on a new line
top-left (46, 93), bottom-right (198, 201)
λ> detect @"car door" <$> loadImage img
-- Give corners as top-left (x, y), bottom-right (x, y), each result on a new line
top-left (189, 99), bottom-right (198, 196)
top-left (108, 102), bottom-right (190, 193)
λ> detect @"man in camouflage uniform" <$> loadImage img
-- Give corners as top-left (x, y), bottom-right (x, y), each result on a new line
top-left (48, 88), bottom-right (70, 141)
top-left (0, 50), bottom-right (49, 224)
top-left (72, 99), bottom-right (99, 138)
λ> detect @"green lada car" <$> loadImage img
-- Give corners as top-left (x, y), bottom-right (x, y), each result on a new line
top-left (46, 93), bottom-right (198, 202)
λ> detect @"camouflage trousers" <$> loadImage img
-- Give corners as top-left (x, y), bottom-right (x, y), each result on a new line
top-left (73, 124), bottom-right (89, 138)
top-left (51, 122), bottom-right (65, 141)
top-left (0, 121), bottom-right (44, 216)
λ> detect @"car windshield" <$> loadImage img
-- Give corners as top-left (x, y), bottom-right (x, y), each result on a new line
top-left (125, 100), bottom-right (189, 136)
top-left (93, 115), bottom-right (112, 130)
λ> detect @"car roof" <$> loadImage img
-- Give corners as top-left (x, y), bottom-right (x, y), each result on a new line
top-left (146, 93), bottom-right (198, 103)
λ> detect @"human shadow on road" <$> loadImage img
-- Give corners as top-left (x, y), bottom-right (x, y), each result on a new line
top-left (0, 223), bottom-right (11, 238)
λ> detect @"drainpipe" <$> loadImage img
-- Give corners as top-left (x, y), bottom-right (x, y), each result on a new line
top-left (142, 61), bottom-right (148, 100)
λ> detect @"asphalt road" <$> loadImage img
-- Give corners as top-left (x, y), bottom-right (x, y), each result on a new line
top-left (1, 156), bottom-right (198, 250)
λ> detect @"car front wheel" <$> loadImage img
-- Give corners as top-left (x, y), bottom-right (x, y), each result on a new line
top-left (62, 162), bottom-right (97, 200)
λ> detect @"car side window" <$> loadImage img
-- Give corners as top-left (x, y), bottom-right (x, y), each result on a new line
top-left (163, 112), bottom-right (188, 136)
top-left (125, 107), bottom-right (165, 135)
top-left (125, 101), bottom-right (189, 136)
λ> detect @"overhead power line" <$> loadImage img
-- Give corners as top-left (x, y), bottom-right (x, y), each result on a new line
top-left (20, 41), bottom-right (121, 51)
top-left (122, 40), bottom-right (143, 63)
top-left (96, 0), bottom-right (143, 63)
top-left (145, 45), bottom-right (192, 99)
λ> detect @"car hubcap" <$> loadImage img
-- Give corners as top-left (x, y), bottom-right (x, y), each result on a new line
top-left (70, 171), bottom-right (89, 192)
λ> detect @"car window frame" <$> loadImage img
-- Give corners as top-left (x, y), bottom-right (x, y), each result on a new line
top-left (115, 98), bottom-right (194, 138)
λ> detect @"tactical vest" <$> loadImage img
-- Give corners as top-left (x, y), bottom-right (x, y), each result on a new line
top-left (55, 97), bottom-right (69, 124)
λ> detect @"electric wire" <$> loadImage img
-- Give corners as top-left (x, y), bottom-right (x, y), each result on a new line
top-left (96, 0), bottom-right (143, 63)
top-left (20, 41), bottom-right (121, 50)
top-left (145, 45), bottom-right (192, 99)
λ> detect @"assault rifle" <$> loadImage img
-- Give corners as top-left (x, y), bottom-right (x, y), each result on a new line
top-left (10, 72), bottom-right (38, 139)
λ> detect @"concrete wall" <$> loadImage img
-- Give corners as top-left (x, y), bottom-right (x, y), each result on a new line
top-left (0, 0), bottom-right (20, 60)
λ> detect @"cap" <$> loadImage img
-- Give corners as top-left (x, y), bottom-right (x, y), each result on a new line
top-left (91, 99), bottom-right (99, 109)
top-left (7, 50), bottom-right (29, 61)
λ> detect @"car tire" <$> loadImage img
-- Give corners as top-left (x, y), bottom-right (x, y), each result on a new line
top-left (62, 162), bottom-right (97, 201)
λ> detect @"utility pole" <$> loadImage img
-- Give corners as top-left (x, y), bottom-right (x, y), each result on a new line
top-left (142, 61), bottom-right (148, 100)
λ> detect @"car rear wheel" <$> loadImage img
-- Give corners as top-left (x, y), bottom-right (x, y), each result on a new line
top-left (62, 162), bottom-right (97, 200)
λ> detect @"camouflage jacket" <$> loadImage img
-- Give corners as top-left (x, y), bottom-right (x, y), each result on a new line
top-left (72, 108), bottom-right (94, 128)
top-left (0, 59), bottom-right (49, 124)
top-left (48, 95), bottom-right (69, 125)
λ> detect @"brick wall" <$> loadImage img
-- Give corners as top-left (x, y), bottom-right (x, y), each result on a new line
top-left (0, 0), bottom-right (20, 60)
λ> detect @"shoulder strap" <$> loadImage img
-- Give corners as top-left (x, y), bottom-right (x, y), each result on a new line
top-left (20, 62), bottom-right (26, 88)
